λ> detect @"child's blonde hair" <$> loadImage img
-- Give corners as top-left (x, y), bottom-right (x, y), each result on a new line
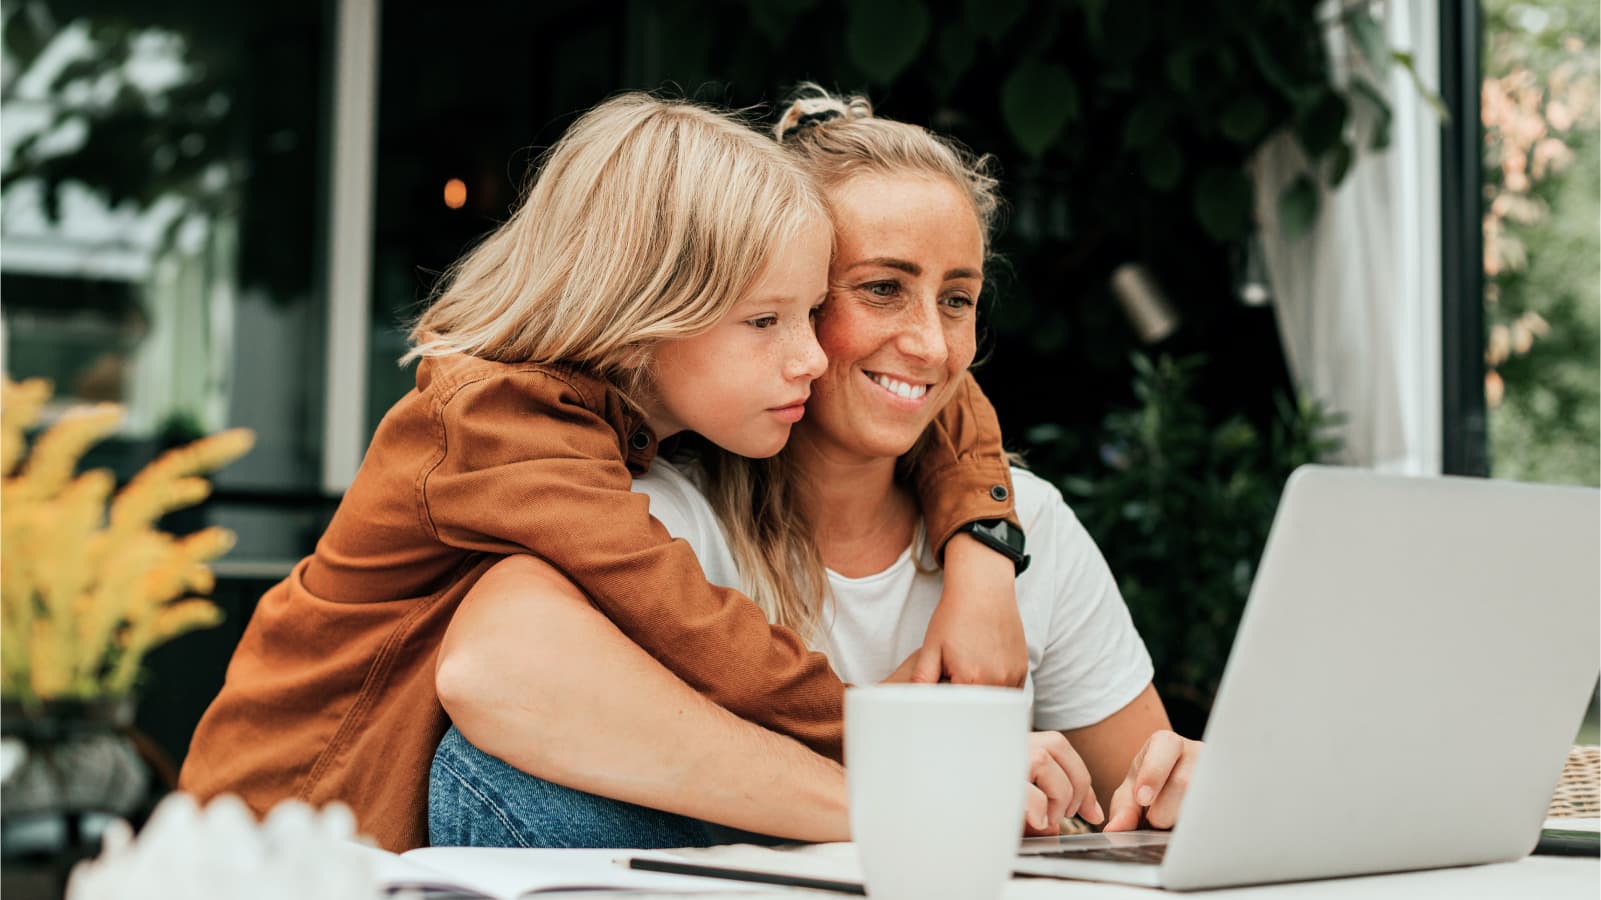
top-left (405, 93), bottom-right (828, 393)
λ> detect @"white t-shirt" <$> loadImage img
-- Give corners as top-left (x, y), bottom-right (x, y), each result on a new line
top-left (634, 461), bottom-right (1154, 732)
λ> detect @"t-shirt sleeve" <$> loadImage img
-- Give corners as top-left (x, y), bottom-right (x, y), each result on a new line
top-left (419, 371), bottom-right (846, 760)
top-left (909, 372), bottom-right (1019, 559)
top-left (1020, 474), bottom-right (1154, 732)
top-left (630, 461), bottom-right (745, 591)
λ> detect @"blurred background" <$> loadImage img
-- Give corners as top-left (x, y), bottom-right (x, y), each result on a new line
top-left (0, 0), bottom-right (1595, 839)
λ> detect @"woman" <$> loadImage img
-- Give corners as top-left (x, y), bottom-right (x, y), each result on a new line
top-left (427, 89), bottom-right (1201, 848)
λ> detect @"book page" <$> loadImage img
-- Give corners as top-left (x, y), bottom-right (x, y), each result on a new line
top-left (637, 842), bottom-right (864, 885)
top-left (396, 846), bottom-right (758, 897)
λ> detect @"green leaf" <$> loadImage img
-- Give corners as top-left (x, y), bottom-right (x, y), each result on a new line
top-left (748, 0), bottom-right (819, 45)
top-left (963, 0), bottom-right (1026, 43)
top-left (1219, 97), bottom-right (1267, 144)
top-left (1123, 102), bottom-right (1166, 150)
top-left (1294, 90), bottom-right (1348, 158)
top-left (1391, 49), bottom-right (1451, 121)
top-left (1140, 141), bottom-right (1183, 191)
top-left (1193, 167), bottom-right (1252, 242)
top-left (1342, 8), bottom-right (1389, 73)
top-left (1347, 77), bottom-right (1393, 152)
top-left (1325, 140), bottom-right (1355, 186)
top-left (1001, 59), bottom-right (1078, 159)
top-left (1278, 175), bottom-right (1320, 242)
top-left (1245, 33), bottom-right (1313, 110)
top-left (1165, 51), bottom-right (1194, 95)
top-left (931, 23), bottom-right (976, 98)
top-left (846, 0), bottom-right (931, 84)
top-left (1081, 0), bottom-right (1108, 41)
top-left (3, 8), bottom-right (47, 68)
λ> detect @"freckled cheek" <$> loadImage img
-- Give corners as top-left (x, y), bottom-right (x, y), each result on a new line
top-left (947, 326), bottom-right (978, 372)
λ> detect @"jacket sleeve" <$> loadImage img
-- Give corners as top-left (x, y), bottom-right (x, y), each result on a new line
top-left (911, 371), bottom-right (1019, 560)
top-left (420, 370), bottom-right (845, 761)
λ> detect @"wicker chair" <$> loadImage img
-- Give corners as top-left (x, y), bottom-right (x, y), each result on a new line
top-left (1547, 745), bottom-right (1600, 819)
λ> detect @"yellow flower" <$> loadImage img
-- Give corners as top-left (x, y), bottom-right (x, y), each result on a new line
top-left (1, 376), bottom-right (52, 477)
top-left (0, 375), bottom-right (253, 701)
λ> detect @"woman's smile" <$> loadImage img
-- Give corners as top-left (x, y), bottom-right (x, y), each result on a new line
top-left (864, 371), bottom-right (932, 403)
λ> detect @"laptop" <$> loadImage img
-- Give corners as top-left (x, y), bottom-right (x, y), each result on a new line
top-left (1014, 465), bottom-right (1601, 890)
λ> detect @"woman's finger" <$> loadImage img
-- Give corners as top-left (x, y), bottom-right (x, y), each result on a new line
top-left (1040, 734), bottom-right (1102, 825)
top-left (910, 646), bottom-right (943, 684)
top-left (1102, 780), bottom-right (1143, 832)
top-left (1125, 731), bottom-right (1183, 809)
top-left (881, 647), bottom-right (934, 684)
top-left (1144, 741), bottom-right (1198, 830)
top-left (1022, 784), bottom-right (1057, 836)
top-left (1028, 739), bottom-right (1075, 828)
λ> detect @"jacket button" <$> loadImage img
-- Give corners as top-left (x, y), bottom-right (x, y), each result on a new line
top-left (629, 430), bottom-right (651, 451)
top-left (990, 484), bottom-right (1009, 502)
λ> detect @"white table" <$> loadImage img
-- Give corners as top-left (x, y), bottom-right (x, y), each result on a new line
top-left (378, 845), bottom-right (1597, 899)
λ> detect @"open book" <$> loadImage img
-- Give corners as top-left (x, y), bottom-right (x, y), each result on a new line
top-left (352, 844), bottom-right (762, 898)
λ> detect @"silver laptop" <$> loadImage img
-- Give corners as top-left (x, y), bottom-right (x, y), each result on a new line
top-left (1015, 465), bottom-right (1600, 890)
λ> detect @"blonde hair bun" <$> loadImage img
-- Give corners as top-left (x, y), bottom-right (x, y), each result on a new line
top-left (774, 84), bottom-right (871, 142)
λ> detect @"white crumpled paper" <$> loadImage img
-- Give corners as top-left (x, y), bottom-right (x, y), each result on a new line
top-left (66, 792), bottom-right (386, 900)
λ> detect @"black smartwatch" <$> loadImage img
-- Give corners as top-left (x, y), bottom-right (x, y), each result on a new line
top-left (954, 518), bottom-right (1030, 575)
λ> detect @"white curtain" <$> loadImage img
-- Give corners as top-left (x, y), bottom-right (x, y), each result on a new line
top-left (1251, 0), bottom-right (1443, 475)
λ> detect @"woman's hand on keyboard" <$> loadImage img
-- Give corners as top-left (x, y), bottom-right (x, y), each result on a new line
top-left (1103, 731), bottom-right (1203, 832)
top-left (1023, 731), bottom-right (1104, 836)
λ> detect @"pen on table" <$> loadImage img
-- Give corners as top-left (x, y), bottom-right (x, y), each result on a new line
top-left (626, 856), bottom-right (865, 895)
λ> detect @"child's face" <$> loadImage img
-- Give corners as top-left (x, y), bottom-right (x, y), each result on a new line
top-left (644, 215), bottom-right (832, 458)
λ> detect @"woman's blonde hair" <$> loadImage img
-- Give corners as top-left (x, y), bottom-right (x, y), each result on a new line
top-left (405, 93), bottom-right (828, 396)
top-left (701, 86), bottom-right (1002, 643)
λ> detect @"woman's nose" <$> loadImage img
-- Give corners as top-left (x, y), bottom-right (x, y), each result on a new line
top-left (897, 299), bottom-right (949, 366)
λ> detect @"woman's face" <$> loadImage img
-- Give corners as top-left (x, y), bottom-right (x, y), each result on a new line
top-left (800, 173), bottom-right (983, 463)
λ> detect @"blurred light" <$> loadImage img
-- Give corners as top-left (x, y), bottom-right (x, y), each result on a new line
top-left (443, 178), bottom-right (467, 209)
top-left (1237, 233), bottom-right (1274, 307)
top-left (1110, 263), bottom-right (1180, 345)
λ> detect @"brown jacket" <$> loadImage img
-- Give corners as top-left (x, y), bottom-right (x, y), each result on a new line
top-left (179, 353), bottom-right (1015, 851)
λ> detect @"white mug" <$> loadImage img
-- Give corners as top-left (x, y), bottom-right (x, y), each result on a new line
top-left (845, 684), bottom-right (1030, 900)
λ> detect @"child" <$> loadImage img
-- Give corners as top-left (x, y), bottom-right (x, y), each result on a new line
top-left (180, 94), bottom-right (1021, 851)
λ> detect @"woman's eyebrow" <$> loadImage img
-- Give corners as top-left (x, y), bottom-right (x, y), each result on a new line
top-left (848, 256), bottom-right (920, 275)
top-left (847, 258), bottom-right (982, 281)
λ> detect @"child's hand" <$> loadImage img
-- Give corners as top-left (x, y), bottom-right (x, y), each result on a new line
top-left (917, 532), bottom-right (1027, 686)
top-left (1102, 731), bottom-right (1203, 832)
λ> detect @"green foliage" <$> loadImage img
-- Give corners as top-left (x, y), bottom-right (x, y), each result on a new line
top-left (1001, 59), bottom-right (1077, 159)
top-left (1030, 356), bottom-right (1342, 732)
top-left (845, 0), bottom-right (930, 84)
top-left (1482, 0), bottom-right (1600, 487)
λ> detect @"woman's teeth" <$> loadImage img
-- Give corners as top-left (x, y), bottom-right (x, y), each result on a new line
top-left (869, 373), bottom-right (929, 401)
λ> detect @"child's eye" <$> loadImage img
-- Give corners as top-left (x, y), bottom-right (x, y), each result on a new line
top-left (747, 315), bottom-right (778, 329)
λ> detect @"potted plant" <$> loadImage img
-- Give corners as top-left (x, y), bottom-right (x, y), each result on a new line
top-left (0, 375), bottom-right (253, 827)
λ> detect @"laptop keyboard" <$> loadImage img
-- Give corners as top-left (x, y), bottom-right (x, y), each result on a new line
top-left (1028, 843), bottom-right (1168, 865)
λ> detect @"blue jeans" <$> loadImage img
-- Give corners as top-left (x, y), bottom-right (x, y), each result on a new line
top-left (428, 725), bottom-right (780, 848)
